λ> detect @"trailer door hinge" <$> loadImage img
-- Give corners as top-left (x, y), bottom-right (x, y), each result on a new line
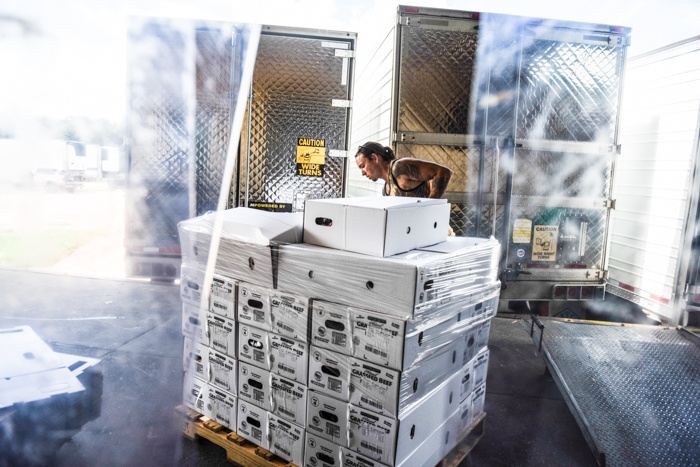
top-left (604, 199), bottom-right (616, 209)
top-left (332, 99), bottom-right (351, 108)
top-left (328, 149), bottom-right (350, 158)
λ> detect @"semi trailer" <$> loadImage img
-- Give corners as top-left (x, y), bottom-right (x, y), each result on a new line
top-left (350, 5), bottom-right (631, 316)
top-left (125, 17), bottom-right (356, 280)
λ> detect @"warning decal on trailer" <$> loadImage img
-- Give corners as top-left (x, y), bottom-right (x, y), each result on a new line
top-left (296, 138), bottom-right (326, 177)
top-left (532, 225), bottom-right (558, 262)
top-left (512, 218), bottom-right (532, 243)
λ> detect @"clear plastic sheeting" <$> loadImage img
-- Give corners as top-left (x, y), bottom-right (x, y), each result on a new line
top-left (0, 326), bottom-right (102, 464)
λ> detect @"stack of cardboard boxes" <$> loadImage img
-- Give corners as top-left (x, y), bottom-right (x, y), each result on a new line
top-left (179, 197), bottom-right (500, 467)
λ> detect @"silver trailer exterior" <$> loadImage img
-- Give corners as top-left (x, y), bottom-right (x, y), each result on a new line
top-left (126, 18), bottom-right (355, 279)
top-left (608, 37), bottom-right (700, 325)
top-left (350, 6), bottom-right (630, 313)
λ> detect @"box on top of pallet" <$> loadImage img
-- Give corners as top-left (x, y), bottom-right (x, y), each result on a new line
top-left (303, 196), bottom-right (450, 257)
top-left (277, 235), bottom-right (500, 321)
top-left (178, 208), bottom-right (303, 290)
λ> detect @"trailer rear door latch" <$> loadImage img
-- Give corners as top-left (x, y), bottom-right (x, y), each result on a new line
top-left (603, 199), bottom-right (616, 209)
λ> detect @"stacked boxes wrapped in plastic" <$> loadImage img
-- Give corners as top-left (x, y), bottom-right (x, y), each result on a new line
top-left (178, 197), bottom-right (500, 467)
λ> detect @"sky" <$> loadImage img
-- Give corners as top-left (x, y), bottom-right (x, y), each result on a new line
top-left (0, 0), bottom-right (697, 127)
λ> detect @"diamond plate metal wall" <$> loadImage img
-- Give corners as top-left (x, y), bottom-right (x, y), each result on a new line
top-left (517, 36), bottom-right (625, 143)
top-left (236, 33), bottom-right (353, 210)
top-left (398, 25), bottom-right (478, 135)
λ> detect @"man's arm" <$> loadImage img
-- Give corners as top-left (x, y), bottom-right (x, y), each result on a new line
top-left (393, 158), bottom-right (453, 198)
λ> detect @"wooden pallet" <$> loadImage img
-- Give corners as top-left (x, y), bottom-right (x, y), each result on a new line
top-left (176, 406), bottom-right (293, 467)
top-left (436, 412), bottom-right (486, 467)
top-left (176, 406), bottom-right (485, 467)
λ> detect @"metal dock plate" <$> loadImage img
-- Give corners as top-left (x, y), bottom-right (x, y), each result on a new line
top-left (525, 317), bottom-right (700, 466)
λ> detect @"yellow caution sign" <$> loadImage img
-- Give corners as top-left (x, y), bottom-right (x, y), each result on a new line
top-left (296, 138), bottom-right (326, 177)
top-left (532, 225), bottom-right (558, 262)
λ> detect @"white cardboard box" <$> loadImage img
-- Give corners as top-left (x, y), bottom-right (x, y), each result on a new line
top-left (470, 382), bottom-right (486, 427)
top-left (237, 282), bottom-right (272, 331)
top-left (207, 347), bottom-right (237, 394)
top-left (183, 372), bottom-right (207, 414)
top-left (305, 370), bottom-right (463, 466)
top-left (310, 300), bottom-right (353, 356)
top-left (306, 390), bottom-right (350, 446)
top-left (238, 361), bottom-right (272, 411)
top-left (305, 432), bottom-right (389, 467)
top-left (184, 340), bottom-right (209, 380)
top-left (238, 324), bottom-right (272, 371)
top-left (239, 361), bottom-right (308, 426)
top-left (237, 400), bottom-right (269, 449)
top-left (303, 196), bottom-right (450, 257)
top-left (204, 385), bottom-right (237, 430)
top-left (210, 275), bottom-right (237, 318)
top-left (308, 342), bottom-right (463, 418)
top-left (267, 413), bottom-right (305, 466)
top-left (205, 311), bottom-right (236, 358)
top-left (310, 289), bottom-right (499, 371)
top-left (180, 264), bottom-right (237, 319)
top-left (269, 291), bottom-right (310, 341)
top-left (178, 208), bottom-right (303, 289)
top-left (472, 347), bottom-right (490, 390)
top-left (461, 317), bottom-right (492, 366)
top-left (182, 303), bottom-right (205, 345)
top-left (239, 324), bottom-right (308, 383)
top-left (277, 237), bottom-right (501, 321)
top-left (269, 333), bottom-right (308, 384)
top-left (270, 372), bottom-right (308, 426)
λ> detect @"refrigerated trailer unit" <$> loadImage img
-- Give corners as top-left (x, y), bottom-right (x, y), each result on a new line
top-left (607, 37), bottom-right (700, 326)
top-left (350, 6), bottom-right (630, 313)
top-left (126, 17), bottom-right (356, 279)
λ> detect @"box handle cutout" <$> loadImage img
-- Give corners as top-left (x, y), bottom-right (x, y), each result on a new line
top-left (319, 410), bottom-right (339, 422)
top-left (418, 331), bottom-right (424, 346)
top-left (412, 377), bottom-right (418, 393)
top-left (247, 299), bottom-right (263, 309)
top-left (317, 453), bottom-right (335, 464)
top-left (406, 226), bottom-right (411, 234)
top-left (410, 425), bottom-right (415, 439)
top-left (248, 257), bottom-right (255, 270)
top-left (366, 281), bottom-right (374, 290)
top-left (315, 217), bottom-right (333, 227)
top-left (321, 365), bottom-right (341, 377)
top-left (246, 416), bottom-right (261, 428)
top-left (187, 281), bottom-right (199, 290)
top-left (325, 320), bottom-right (345, 331)
top-left (248, 379), bottom-right (263, 389)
